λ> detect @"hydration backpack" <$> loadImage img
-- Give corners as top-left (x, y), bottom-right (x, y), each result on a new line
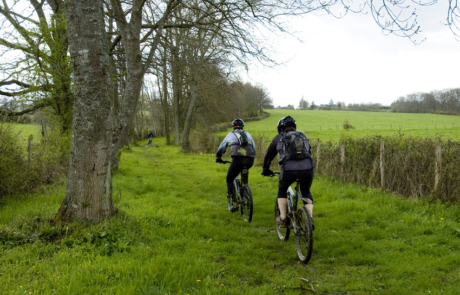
top-left (233, 130), bottom-right (249, 146)
top-left (281, 130), bottom-right (310, 160)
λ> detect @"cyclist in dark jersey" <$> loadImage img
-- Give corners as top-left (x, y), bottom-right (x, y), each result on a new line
top-left (262, 116), bottom-right (315, 228)
top-left (216, 119), bottom-right (256, 212)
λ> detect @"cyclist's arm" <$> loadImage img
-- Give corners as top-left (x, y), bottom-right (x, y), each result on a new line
top-left (263, 135), bottom-right (279, 168)
top-left (216, 133), bottom-right (234, 158)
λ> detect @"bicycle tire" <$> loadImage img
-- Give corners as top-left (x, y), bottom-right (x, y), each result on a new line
top-left (228, 178), bottom-right (241, 212)
top-left (240, 185), bottom-right (253, 222)
top-left (275, 198), bottom-right (290, 241)
top-left (295, 206), bottom-right (313, 263)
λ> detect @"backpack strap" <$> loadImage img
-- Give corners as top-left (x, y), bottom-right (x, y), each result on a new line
top-left (233, 130), bottom-right (248, 146)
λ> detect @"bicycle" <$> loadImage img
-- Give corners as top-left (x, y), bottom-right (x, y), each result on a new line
top-left (220, 160), bottom-right (253, 222)
top-left (145, 137), bottom-right (152, 147)
top-left (271, 172), bottom-right (313, 263)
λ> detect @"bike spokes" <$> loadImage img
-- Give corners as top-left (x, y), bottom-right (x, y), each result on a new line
top-left (295, 207), bottom-right (313, 263)
top-left (240, 185), bottom-right (253, 222)
top-left (275, 198), bottom-right (290, 241)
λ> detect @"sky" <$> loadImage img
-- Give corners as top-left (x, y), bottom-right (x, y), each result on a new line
top-left (241, 1), bottom-right (460, 108)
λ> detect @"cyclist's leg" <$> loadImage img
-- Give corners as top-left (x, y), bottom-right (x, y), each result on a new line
top-left (226, 157), bottom-right (243, 202)
top-left (277, 170), bottom-right (295, 220)
top-left (239, 156), bottom-right (254, 185)
top-left (298, 168), bottom-right (314, 228)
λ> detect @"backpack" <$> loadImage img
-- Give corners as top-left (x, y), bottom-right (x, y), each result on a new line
top-left (281, 130), bottom-right (310, 160)
top-left (233, 130), bottom-right (249, 146)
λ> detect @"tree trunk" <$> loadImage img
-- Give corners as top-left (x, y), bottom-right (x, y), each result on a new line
top-left (171, 46), bottom-right (182, 145)
top-left (57, 0), bottom-right (115, 221)
top-left (181, 69), bottom-right (200, 150)
top-left (160, 54), bottom-right (172, 145)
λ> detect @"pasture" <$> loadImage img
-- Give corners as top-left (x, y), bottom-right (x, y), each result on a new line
top-left (3, 123), bottom-right (42, 140)
top-left (245, 109), bottom-right (460, 143)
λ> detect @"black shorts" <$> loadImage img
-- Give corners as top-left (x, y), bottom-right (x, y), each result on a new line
top-left (226, 156), bottom-right (254, 195)
top-left (278, 169), bottom-right (314, 203)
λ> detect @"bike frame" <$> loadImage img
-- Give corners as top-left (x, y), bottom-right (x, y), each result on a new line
top-left (221, 161), bottom-right (253, 222)
top-left (286, 181), bottom-right (303, 233)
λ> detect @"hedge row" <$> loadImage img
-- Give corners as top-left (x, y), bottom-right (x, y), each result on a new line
top-left (311, 135), bottom-right (460, 201)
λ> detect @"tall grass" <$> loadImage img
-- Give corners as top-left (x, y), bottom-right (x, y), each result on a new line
top-left (1, 138), bottom-right (460, 294)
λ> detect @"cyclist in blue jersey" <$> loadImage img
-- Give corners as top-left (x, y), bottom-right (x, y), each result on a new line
top-left (216, 119), bottom-right (256, 212)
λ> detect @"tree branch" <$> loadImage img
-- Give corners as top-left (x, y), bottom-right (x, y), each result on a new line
top-left (0, 80), bottom-right (32, 88)
top-left (0, 101), bottom-right (47, 116)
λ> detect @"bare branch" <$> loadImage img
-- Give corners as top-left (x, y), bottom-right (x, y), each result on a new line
top-left (0, 101), bottom-right (47, 116)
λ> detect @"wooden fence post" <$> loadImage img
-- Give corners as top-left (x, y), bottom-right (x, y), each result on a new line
top-left (340, 141), bottom-right (345, 177)
top-left (434, 142), bottom-right (442, 193)
top-left (316, 139), bottom-right (321, 173)
top-left (260, 137), bottom-right (265, 158)
top-left (28, 136), bottom-right (32, 166)
top-left (380, 141), bottom-right (385, 189)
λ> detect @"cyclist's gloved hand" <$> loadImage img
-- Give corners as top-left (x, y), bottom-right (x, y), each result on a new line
top-left (262, 167), bottom-right (274, 176)
top-left (216, 157), bottom-right (224, 163)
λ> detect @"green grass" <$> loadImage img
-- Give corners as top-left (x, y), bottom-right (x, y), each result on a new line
top-left (3, 123), bottom-right (42, 140)
top-left (1, 123), bottom-right (42, 151)
top-left (2, 137), bottom-right (460, 294)
top-left (242, 109), bottom-right (460, 143)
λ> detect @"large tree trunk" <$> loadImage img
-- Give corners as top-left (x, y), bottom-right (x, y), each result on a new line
top-left (57, 0), bottom-right (115, 221)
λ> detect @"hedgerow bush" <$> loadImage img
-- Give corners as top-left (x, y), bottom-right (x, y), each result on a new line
top-left (0, 124), bottom-right (31, 196)
top-left (311, 135), bottom-right (460, 201)
top-left (0, 123), bottom-right (70, 197)
top-left (32, 125), bottom-right (71, 184)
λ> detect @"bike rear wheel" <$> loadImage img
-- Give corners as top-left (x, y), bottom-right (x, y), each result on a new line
top-left (295, 206), bottom-right (313, 263)
top-left (240, 185), bottom-right (253, 222)
top-left (275, 198), bottom-right (290, 241)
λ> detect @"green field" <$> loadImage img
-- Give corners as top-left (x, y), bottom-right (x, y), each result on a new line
top-left (2, 123), bottom-right (42, 148)
top-left (244, 109), bottom-right (460, 143)
top-left (2, 113), bottom-right (460, 294)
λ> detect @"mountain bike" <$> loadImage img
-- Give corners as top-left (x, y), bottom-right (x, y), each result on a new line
top-left (271, 172), bottom-right (313, 263)
top-left (221, 161), bottom-right (253, 222)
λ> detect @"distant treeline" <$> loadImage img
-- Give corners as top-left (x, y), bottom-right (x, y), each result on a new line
top-left (346, 103), bottom-right (390, 112)
top-left (391, 88), bottom-right (460, 115)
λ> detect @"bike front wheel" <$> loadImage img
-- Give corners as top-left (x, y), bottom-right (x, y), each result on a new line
top-left (275, 198), bottom-right (290, 241)
top-left (240, 185), bottom-right (253, 222)
top-left (295, 206), bottom-right (313, 263)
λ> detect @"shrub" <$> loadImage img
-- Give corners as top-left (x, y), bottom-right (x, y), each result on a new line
top-left (0, 124), bottom-right (32, 196)
top-left (0, 122), bottom-right (70, 197)
top-left (311, 135), bottom-right (460, 201)
top-left (343, 120), bottom-right (355, 130)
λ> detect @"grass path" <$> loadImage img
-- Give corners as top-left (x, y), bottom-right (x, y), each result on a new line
top-left (1, 137), bottom-right (460, 294)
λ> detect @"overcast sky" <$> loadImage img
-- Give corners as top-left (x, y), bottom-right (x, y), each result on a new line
top-left (241, 1), bottom-right (460, 108)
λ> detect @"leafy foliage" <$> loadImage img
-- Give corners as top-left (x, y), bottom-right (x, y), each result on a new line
top-left (0, 123), bottom-right (69, 197)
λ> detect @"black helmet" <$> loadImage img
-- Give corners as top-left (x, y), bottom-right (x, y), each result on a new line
top-left (232, 118), bottom-right (245, 129)
top-left (277, 116), bottom-right (296, 134)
